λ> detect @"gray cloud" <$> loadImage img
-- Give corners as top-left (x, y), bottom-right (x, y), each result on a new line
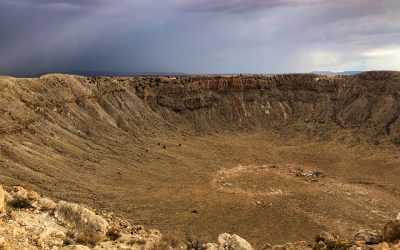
top-left (178, 0), bottom-right (334, 13)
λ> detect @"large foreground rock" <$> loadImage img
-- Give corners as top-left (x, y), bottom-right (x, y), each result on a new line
top-left (55, 201), bottom-right (109, 237)
top-left (218, 233), bottom-right (253, 250)
top-left (383, 220), bottom-right (400, 243)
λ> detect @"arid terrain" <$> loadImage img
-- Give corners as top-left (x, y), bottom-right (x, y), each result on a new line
top-left (1, 71), bottom-right (400, 248)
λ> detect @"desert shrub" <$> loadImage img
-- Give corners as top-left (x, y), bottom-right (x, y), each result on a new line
top-left (106, 227), bottom-right (122, 241)
top-left (10, 199), bottom-right (31, 209)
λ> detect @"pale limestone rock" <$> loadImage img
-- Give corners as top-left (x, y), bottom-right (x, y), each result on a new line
top-left (218, 233), bottom-right (253, 250)
top-left (55, 201), bottom-right (109, 236)
top-left (218, 233), bottom-right (231, 246)
top-left (229, 235), bottom-right (254, 250)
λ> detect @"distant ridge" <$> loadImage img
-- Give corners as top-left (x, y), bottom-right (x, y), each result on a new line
top-left (312, 70), bottom-right (364, 75)
top-left (65, 71), bottom-right (189, 77)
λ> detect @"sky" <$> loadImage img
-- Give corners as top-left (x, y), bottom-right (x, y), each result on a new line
top-left (0, 0), bottom-right (399, 76)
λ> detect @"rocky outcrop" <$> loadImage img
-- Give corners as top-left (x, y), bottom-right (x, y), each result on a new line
top-left (1, 72), bottom-right (400, 142)
top-left (135, 72), bottom-right (400, 144)
top-left (0, 185), bottom-right (162, 250)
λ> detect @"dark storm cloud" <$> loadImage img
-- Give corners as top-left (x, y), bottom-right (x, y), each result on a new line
top-left (0, 0), bottom-right (399, 76)
top-left (0, 0), bottom-right (106, 6)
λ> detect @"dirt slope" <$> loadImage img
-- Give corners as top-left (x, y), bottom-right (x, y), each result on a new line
top-left (0, 71), bottom-right (400, 247)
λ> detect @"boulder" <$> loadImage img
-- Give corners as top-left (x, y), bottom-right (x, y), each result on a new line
top-left (383, 220), bottom-right (400, 243)
top-left (37, 197), bottom-right (57, 211)
top-left (353, 229), bottom-right (382, 245)
top-left (218, 233), bottom-right (253, 250)
top-left (315, 231), bottom-right (338, 244)
top-left (0, 186), bottom-right (5, 215)
top-left (55, 201), bottom-right (109, 237)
